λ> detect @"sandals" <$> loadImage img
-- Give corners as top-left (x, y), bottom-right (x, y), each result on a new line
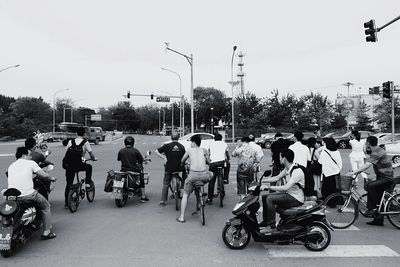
top-left (176, 217), bottom-right (186, 223)
top-left (41, 231), bottom-right (57, 240)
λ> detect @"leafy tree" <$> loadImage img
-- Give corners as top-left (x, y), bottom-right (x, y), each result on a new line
top-left (236, 92), bottom-right (263, 129)
top-left (331, 103), bottom-right (347, 130)
top-left (374, 96), bottom-right (400, 131)
top-left (355, 100), bottom-right (372, 131)
top-left (110, 101), bottom-right (140, 131)
top-left (299, 92), bottom-right (334, 132)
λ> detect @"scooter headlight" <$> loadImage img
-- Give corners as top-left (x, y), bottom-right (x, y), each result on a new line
top-left (233, 202), bottom-right (245, 212)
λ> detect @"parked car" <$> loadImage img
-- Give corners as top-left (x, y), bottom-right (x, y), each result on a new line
top-left (384, 141), bottom-right (400, 164)
top-left (333, 131), bottom-right (373, 149)
top-left (375, 133), bottom-right (400, 146)
top-left (256, 133), bottom-right (292, 149)
top-left (164, 132), bottom-right (215, 150)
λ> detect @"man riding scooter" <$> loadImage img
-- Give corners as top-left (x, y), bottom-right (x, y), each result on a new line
top-left (259, 149), bottom-right (305, 232)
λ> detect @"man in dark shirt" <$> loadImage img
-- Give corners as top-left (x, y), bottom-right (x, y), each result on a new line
top-left (117, 136), bottom-right (149, 203)
top-left (270, 133), bottom-right (290, 177)
top-left (348, 136), bottom-right (395, 226)
top-left (156, 132), bottom-right (186, 206)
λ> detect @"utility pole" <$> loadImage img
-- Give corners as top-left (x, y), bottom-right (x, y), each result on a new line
top-left (343, 82), bottom-right (354, 131)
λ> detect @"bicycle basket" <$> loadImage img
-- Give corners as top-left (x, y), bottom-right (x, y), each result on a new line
top-left (340, 175), bottom-right (354, 192)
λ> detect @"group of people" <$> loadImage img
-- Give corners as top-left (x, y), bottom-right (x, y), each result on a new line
top-left (5, 127), bottom-right (397, 243)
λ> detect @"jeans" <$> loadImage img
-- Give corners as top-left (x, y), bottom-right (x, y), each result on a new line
top-left (224, 160), bottom-right (230, 181)
top-left (161, 171), bottom-right (183, 202)
top-left (208, 161), bottom-right (225, 200)
top-left (366, 178), bottom-right (395, 210)
top-left (19, 190), bottom-right (52, 233)
top-left (262, 192), bottom-right (302, 225)
top-left (65, 163), bottom-right (92, 205)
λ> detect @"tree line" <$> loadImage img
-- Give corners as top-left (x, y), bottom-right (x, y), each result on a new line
top-left (1, 87), bottom-right (399, 138)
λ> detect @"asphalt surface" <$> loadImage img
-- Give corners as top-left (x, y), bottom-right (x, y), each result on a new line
top-left (0, 136), bottom-right (400, 267)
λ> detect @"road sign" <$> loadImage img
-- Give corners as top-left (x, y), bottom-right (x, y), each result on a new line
top-left (91, 114), bottom-right (102, 121)
top-left (156, 97), bottom-right (170, 102)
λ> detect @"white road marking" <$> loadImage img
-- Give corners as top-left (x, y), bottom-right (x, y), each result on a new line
top-left (264, 245), bottom-right (399, 258)
top-left (334, 225), bottom-right (360, 231)
top-left (0, 154), bottom-right (13, 157)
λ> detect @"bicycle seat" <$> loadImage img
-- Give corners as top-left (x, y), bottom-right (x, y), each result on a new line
top-left (193, 181), bottom-right (205, 188)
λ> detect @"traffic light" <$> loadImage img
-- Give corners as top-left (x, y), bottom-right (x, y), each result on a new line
top-left (373, 86), bottom-right (380, 94)
top-left (150, 94), bottom-right (154, 100)
top-left (127, 91), bottom-right (131, 99)
top-left (382, 81), bottom-right (391, 99)
top-left (364, 19), bottom-right (377, 42)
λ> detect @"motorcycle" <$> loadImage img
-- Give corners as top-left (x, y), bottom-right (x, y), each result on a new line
top-left (0, 188), bottom-right (43, 257)
top-left (106, 151), bottom-right (151, 208)
top-left (222, 170), bottom-right (332, 251)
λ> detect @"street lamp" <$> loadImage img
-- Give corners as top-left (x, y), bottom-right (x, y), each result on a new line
top-left (210, 107), bottom-right (214, 134)
top-left (53, 88), bottom-right (69, 133)
top-left (165, 42), bottom-right (194, 134)
top-left (0, 64), bottom-right (20, 73)
top-left (343, 82), bottom-right (353, 131)
top-left (229, 46), bottom-right (238, 143)
top-left (161, 67), bottom-right (184, 137)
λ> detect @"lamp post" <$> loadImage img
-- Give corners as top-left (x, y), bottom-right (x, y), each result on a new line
top-left (165, 42), bottom-right (194, 134)
top-left (230, 46), bottom-right (238, 143)
top-left (343, 82), bottom-right (353, 131)
top-left (210, 107), bottom-right (214, 134)
top-left (53, 88), bottom-right (69, 133)
top-left (0, 64), bottom-right (20, 73)
top-left (161, 67), bottom-right (184, 137)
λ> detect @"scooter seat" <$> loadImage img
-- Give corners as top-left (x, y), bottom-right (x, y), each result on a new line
top-left (277, 201), bottom-right (318, 216)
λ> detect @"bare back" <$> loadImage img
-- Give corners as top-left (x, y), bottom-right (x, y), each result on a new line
top-left (187, 147), bottom-right (208, 172)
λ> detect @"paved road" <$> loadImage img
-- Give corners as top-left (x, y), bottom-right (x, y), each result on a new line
top-left (0, 136), bottom-right (400, 267)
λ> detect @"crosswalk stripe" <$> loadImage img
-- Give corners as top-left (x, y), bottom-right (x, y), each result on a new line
top-left (264, 245), bottom-right (399, 258)
top-left (334, 225), bottom-right (360, 231)
top-left (0, 154), bottom-right (13, 157)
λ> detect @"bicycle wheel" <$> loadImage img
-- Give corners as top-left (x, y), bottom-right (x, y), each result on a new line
top-left (200, 200), bottom-right (205, 226)
top-left (324, 193), bottom-right (358, 229)
top-left (67, 188), bottom-right (80, 213)
top-left (358, 193), bottom-right (370, 217)
top-left (174, 178), bottom-right (181, 211)
top-left (86, 180), bottom-right (95, 202)
top-left (218, 172), bottom-right (225, 208)
top-left (385, 193), bottom-right (400, 229)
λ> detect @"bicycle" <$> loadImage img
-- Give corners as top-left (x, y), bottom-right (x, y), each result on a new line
top-left (169, 171), bottom-right (183, 211)
top-left (323, 172), bottom-right (400, 229)
top-left (213, 165), bottom-right (225, 207)
top-left (67, 165), bottom-right (96, 213)
top-left (191, 181), bottom-right (206, 226)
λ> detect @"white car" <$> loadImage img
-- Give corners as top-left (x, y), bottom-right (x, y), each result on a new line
top-left (164, 132), bottom-right (215, 151)
top-left (384, 141), bottom-right (400, 164)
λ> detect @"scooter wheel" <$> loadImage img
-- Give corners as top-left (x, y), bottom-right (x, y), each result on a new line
top-left (304, 223), bottom-right (331, 251)
top-left (222, 223), bottom-right (250, 250)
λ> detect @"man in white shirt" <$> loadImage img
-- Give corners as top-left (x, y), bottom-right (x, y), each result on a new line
top-left (206, 133), bottom-right (229, 205)
top-left (288, 131), bottom-right (311, 168)
top-left (7, 147), bottom-right (57, 240)
top-left (259, 149), bottom-right (305, 232)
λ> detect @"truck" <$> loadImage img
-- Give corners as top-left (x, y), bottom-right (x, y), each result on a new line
top-left (44, 123), bottom-right (104, 146)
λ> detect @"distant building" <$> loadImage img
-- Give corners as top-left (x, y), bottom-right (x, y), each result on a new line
top-left (335, 93), bottom-right (382, 130)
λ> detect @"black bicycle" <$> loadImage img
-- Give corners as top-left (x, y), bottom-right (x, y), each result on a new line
top-left (169, 171), bottom-right (183, 211)
top-left (67, 170), bottom-right (95, 213)
top-left (213, 166), bottom-right (225, 207)
top-left (192, 181), bottom-right (206, 226)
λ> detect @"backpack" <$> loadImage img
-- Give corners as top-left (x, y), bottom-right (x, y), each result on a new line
top-left (290, 164), bottom-right (315, 197)
top-left (62, 139), bottom-right (86, 170)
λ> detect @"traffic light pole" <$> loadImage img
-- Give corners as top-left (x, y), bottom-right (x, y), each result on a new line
top-left (391, 82), bottom-right (395, 143)
top-left (376, 15), bottom-right (400, 32)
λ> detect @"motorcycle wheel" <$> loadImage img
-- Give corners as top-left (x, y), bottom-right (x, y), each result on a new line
top-left (68, 189), bottom-right (80, 213)
top-left (86, 181), bottom-right (95, 202)
top-left (222, 223), bottom-right (251, 250)
top-left (304, 223), bottom-right (331, 251)
top-left (115, 194), bottom-right (128, 208)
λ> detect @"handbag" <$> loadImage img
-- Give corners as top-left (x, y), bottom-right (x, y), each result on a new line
top-left (309, 148), bottom-right (322, 175)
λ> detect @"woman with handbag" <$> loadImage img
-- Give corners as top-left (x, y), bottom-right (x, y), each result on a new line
top-left (308, 138), bottom-right (323, 198)
top-left (318, 137), bottom-right (342, 202)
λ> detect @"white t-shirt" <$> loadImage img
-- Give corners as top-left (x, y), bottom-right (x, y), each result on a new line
top-left (209, 141), bottom-right (228, 163)
top-left (7, 159), bottom-right (41, 196)
top-left (318, 149), bottom-right (342, 177)
top-left (349, 139), bottom-right (366, 160)
top-left (289, 141), bottom-right (311, 167)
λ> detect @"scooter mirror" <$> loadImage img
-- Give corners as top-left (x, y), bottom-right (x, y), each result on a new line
top-left (263, 170), bottom-right (272, 177)
top-left (146, 150), bottom-right (151, 156)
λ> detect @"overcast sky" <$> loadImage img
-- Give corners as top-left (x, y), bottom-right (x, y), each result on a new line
top-left (0, 0), bottom-right (399, 110)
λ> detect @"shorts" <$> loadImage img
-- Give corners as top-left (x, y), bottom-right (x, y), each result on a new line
top-left (183, 171), bottom-right (213, 194)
